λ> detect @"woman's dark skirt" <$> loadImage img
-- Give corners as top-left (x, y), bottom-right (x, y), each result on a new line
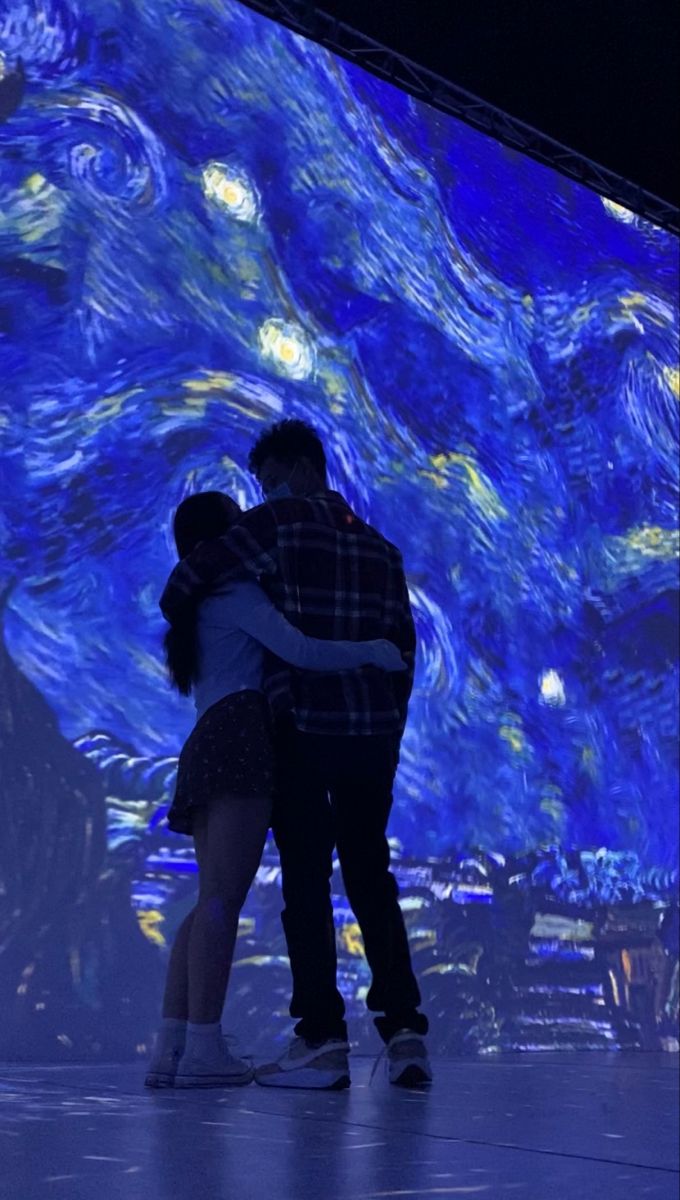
top-left (167, 689), bottom-right (276, 836)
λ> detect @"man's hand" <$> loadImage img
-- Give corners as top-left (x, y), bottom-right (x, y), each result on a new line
top-left (159, 544), bottom-right (222, 621)
top-left (160, 562), bottom-right (200, 622)
top-left (159, 505), bottom-right (281, 622)
top-left (367, 640), bottom-right (409, 671)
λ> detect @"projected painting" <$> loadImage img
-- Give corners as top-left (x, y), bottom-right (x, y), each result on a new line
top-left (1, 0), bottom-right (678, 1060)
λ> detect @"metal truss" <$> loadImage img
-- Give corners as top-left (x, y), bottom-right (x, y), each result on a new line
top-left (237, 0), bottom-right (679, 237)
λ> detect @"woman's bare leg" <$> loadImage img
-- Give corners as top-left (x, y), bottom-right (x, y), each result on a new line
top-left (161, 908), bottom-right (195, 1020)
top-left (187, 794), bottom-right (271, 1024)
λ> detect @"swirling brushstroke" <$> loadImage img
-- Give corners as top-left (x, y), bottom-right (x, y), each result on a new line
top-left (0, 0), bottom-right (678, 877)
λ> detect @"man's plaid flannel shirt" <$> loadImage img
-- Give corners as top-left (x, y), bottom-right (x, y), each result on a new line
top-left (160, 491), bottom-right (416, 737)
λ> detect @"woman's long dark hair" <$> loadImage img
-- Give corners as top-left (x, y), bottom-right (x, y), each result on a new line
top-left (164, 491), bottom-right (241, 695)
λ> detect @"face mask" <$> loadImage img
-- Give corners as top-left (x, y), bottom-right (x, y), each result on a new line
top-left (267, 481), bottom-right (292, 501)
top-left (265, 462), bottom-right (299, 502)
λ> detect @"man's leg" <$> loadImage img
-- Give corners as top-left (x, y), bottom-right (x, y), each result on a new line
top-left (328, 735), bottom-right (428, 1044)
top-left (272, 724), bottom-right (346, 1043)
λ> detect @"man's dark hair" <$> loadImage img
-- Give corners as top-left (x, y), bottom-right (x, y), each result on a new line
top-left (248, 418), bottom-right (327, 480)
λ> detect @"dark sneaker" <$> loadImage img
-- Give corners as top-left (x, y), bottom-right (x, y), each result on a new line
top-left (255, 1037), bottom-right (350, 1090)
top-left (386, 1030), bottom-right (433, 1087)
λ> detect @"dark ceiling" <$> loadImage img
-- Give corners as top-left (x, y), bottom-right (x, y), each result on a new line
top-left (314, 0), bottom-right (680, 211)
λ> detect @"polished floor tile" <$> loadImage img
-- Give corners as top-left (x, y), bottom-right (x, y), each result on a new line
top-left (0, 1055), bottom-right (677, 1200)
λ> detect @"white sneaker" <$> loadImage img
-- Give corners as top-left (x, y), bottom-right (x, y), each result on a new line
top-left (175, 1031), bottom-right (253, 1088)
top-left (145, 1044), bottom-right (184, 1089)
top-left (385, 1030), bottom-right (433, 1087)
top-left (255, 1037), bottom-right (350, 1090)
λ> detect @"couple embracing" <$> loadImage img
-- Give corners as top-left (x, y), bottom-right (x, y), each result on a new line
top-left (145, 419), bottom-right (431, 1091)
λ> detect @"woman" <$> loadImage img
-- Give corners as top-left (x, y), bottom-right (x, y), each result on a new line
top-left (145, 491), bottom-right (405, 1090)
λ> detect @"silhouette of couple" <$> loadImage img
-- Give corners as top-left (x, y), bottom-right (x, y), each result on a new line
top-left (146, 419), bottom-right (430, 1091)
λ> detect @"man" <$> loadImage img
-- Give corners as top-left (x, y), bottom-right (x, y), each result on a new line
top-left (160, 418), bottom-right (431, 1088)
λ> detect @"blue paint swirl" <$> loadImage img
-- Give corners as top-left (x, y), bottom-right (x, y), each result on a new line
top-left (0, 0), bottom-right (678, 873)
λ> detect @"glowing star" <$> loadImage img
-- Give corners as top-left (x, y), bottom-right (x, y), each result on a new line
top-left (602, 197), bottom-right (636, 224)
top-left (201, 162), bottom-right (260, 222)
top-left (23, 172), bottom-right (42, 194)
top-left (258, 319), bottom-right (315, 380)
top-left (539, 670), bottom-right (566, 707)
top-left (624, 525), bottom-right (679, 558)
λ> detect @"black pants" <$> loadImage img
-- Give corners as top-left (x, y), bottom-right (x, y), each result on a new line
top-left (272, 723), bottom-right (428, 1045)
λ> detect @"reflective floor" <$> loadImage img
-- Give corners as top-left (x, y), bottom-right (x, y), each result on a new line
top-left (0, 1054), bottom-right (677, 1199)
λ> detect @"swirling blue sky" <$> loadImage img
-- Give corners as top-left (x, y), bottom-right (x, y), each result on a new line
top-left (1, 0), bottom-right (678, 865)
